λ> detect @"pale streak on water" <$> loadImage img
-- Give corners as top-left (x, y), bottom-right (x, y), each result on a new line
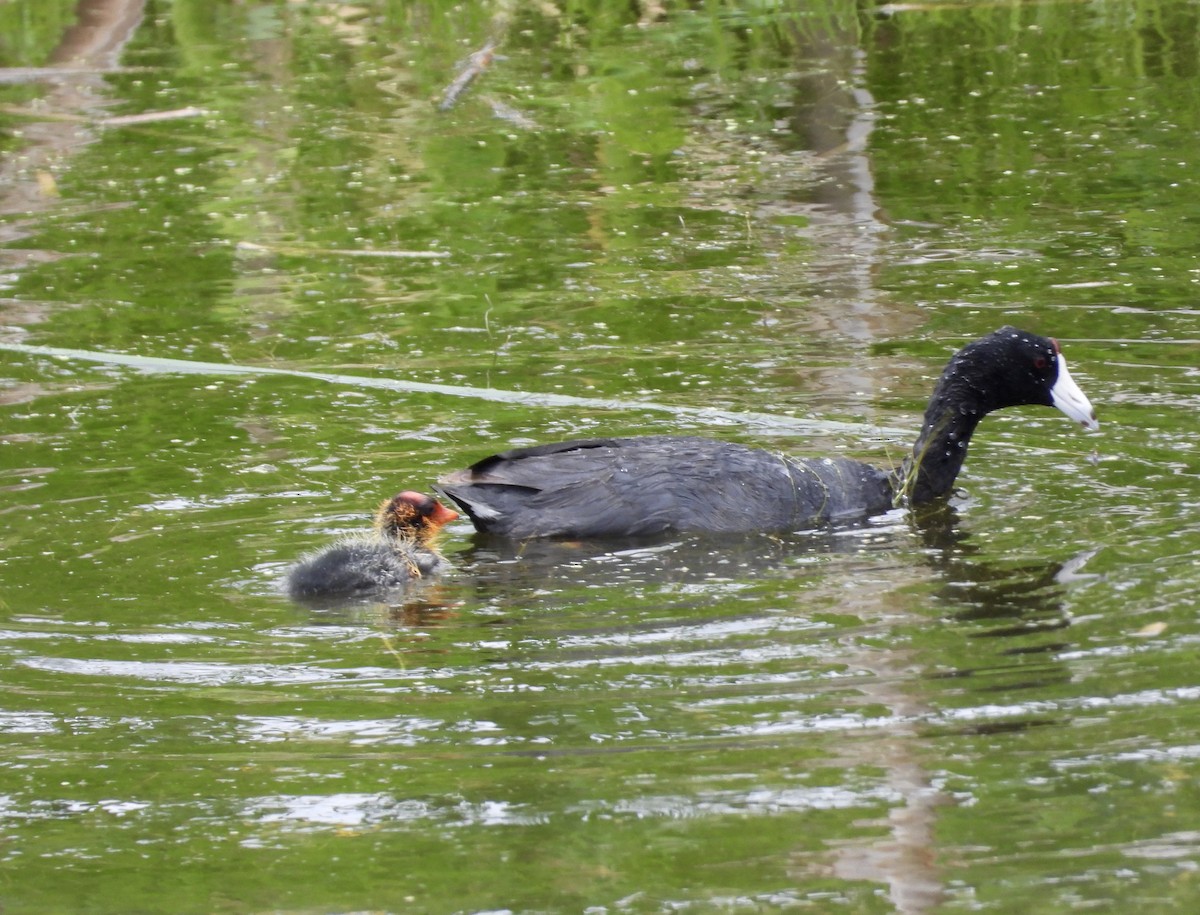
top-left (0, 341), bottom-right (909, 438)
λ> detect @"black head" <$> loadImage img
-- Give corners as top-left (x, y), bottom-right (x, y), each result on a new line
top-left (375, 491), bottom-right (460, 543)
top-left (938, 326), bottom-right (1097, 427)
top-left (898, 327), bottom-right (1098, 506)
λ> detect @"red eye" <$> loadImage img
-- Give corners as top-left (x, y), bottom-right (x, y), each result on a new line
top-left (1034, 356), bottom-right (1047, 370)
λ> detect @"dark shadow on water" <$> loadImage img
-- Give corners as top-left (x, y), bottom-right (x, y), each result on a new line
top-left (912, 501), bottom-right (1085, 637)
top-left (446, 519), bottom-right (908, 592)
top-left (283, 500), bottom-right (1097, 687)
top-left (905, 501), bottom-right (1097, 714)
top-left (285, 579), bottom-right (460, 628)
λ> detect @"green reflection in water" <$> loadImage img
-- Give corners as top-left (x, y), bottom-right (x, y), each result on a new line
top-left (2, 0), bottom-right (1200, 912)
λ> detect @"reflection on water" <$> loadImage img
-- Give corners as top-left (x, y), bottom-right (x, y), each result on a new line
top-left (3, 0), bottom-right (1200, 912)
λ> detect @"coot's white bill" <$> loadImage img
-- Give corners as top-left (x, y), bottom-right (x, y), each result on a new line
top-left (1051, 353), bottom-right (1099, 430)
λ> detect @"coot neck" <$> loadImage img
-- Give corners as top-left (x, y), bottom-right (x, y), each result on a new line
top-left (894, 372), bottom-right (990, 505)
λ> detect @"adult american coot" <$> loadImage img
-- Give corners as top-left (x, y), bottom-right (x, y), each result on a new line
top-left (436, 327), bottom-right (1098, 539)
top-left (286, 491), bottom-right (459, 600)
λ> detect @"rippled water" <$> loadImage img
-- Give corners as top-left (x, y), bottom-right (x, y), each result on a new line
top-left (2, 1), bottom-right (1200, 912)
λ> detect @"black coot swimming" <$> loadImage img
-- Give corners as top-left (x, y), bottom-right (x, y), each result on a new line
top-left (436, 327), bottom-right (1099, 539)
top-left (286, 491), bottom-right (459, 600)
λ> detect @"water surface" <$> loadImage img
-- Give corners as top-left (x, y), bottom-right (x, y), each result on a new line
top-left (2, 1), bottom-right (1199, 912)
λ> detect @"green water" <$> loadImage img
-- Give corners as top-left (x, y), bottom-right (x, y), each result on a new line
top-left (2, 1), bottom-right (1199, 912)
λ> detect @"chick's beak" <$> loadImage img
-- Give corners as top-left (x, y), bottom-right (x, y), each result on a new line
top-left (431, 501), bottom-right (460, 525)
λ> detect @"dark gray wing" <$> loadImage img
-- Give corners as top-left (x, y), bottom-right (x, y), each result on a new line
top-left (437, 436), bottom-right (892, 539)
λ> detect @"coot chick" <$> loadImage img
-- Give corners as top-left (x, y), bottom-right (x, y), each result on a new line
top-left (436, 327), bottom-right (1099, 539)
top-left (286, 491), bottom-right (459, 600)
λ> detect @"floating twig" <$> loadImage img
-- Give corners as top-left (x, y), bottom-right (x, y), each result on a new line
top-left (437, 41), bottom-right (497, 112)
top-left (0, 104), bottom-right (206, 127)
top-left (99, 106), bottom-right (207, 127)
top-left (0, 66), bottom-right (147, 85)
top-left (236, 241), bottom-right (449, 260)
top-left (485, 97), bottom-right (537, 130)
